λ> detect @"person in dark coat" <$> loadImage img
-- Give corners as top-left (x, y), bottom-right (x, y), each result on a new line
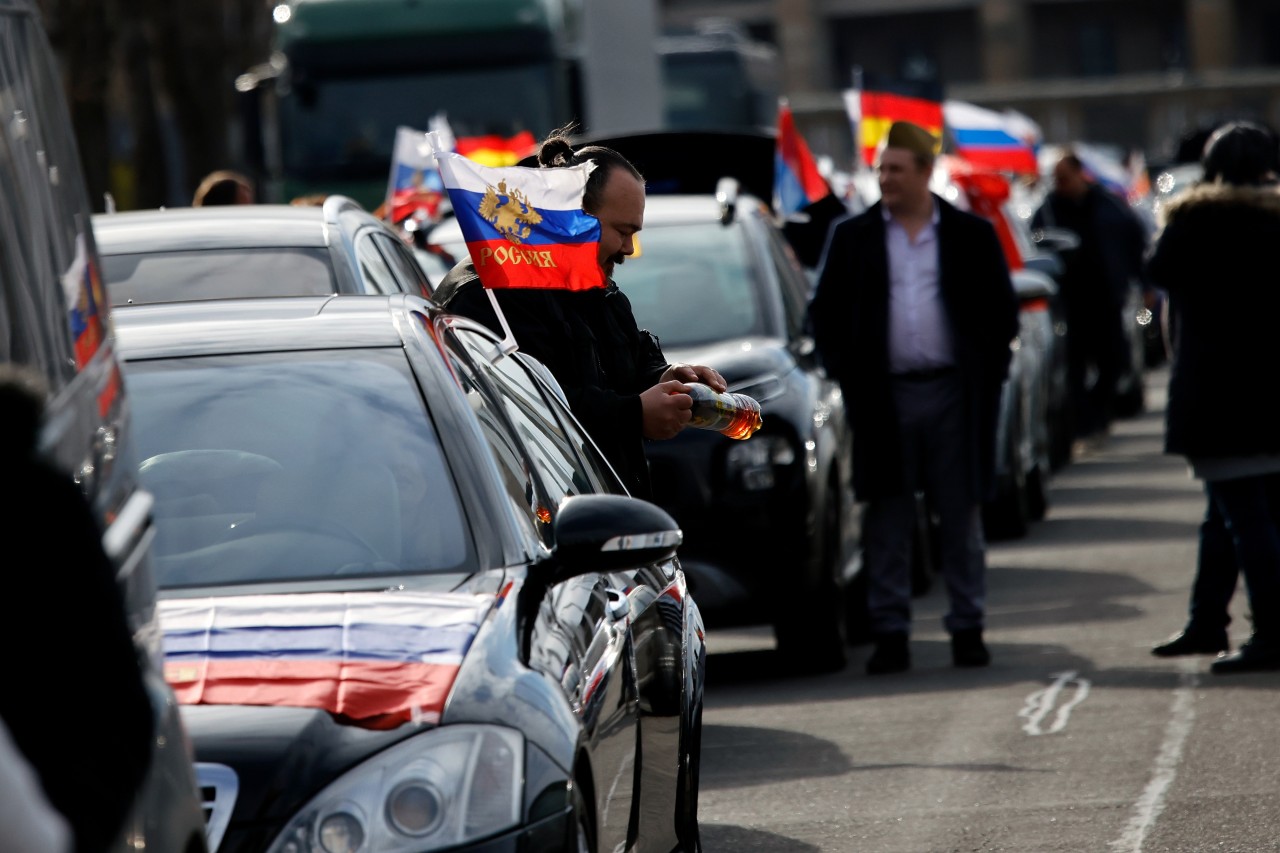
top-left (1032, 151), bottom-right (1148, 437)
top-left (1146, 121), bottom-right (1280, 673)
top-left (432, 129), bottom-right (725, 500)
top-left (0, 367), bottom-right (154, 851)
top-left (811, 121), bottom-right (1018, 674)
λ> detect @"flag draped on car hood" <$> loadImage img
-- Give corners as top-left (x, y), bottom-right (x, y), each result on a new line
top-left (428, 134), bottom-right (605, 291)
top-left (160, 591), bottom-right (494, 729)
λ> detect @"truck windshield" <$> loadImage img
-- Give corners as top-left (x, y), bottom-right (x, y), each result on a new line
top-left (279, 64), bottom-right (557, 181)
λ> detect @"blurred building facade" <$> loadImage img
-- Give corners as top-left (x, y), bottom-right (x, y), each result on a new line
top-left (659, 0), bottom-right (1280, 167)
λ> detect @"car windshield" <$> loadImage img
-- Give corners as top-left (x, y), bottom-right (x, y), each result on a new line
top-left (615, 221), bottom-right (765, 347)
top-left (127, 349), bottom-right (473, 588)
top-left (102, 248), bottom-right (336, 305)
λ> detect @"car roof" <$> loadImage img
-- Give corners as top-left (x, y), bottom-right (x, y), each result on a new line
top-left (93, 205), bottom-right (332, 254)
top-left (113, 295), bottom-right (413, 360)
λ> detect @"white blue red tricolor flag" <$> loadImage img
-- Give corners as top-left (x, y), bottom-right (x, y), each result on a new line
top-left (943, 100), bottom-right (1039, 176)
top-left (384, 122), bottom-right (452, 224)
top-left (161, 591), bottom-right (493, 729)
top-left (774, 100), bottom-right (831, 216)
top-left (426, 131), bottom-right (604, 291)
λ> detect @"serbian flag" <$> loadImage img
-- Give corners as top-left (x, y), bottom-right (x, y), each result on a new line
top-left (384, 125), bottom-right (448, 224)
top-left (943, 100), bottom-right (1038, 175)
top-left (454, 131), bottom-right (537, 168)
top-left (427, 132), bottom-right (604, 290)
top-left (774, 100), bottom-right (831, 216)
top-left (161, 591), bottom-right (493, 729)
top-left (846, 89), bottom-right (944, 167)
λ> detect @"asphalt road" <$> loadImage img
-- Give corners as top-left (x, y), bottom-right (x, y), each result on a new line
top-left (697, 369), bottom-right (1280, 853)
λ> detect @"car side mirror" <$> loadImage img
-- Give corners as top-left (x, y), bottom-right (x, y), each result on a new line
top-left (1012, 269), bottom-right (1057, 303)
top-left (1031, 226), bottom-right (1081, 255)
top-left (547, 494), bottom-right (682, 578)
top-left (1022, 252), bottom-right (1063, 279)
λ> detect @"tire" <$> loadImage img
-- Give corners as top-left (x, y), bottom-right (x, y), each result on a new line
top-left (774, 486), bottom-right (847, 673)
top-left (984, 418), bottom-right (1030, 540)
top-left (675, 701), bottom-right (703, 852)
top-left (1026, 464), bottom-right (1048, 522)
top-left (570, 776), bottom-right (594, 853)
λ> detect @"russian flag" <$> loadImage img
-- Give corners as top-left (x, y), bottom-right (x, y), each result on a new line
top-left (774, 100), bottom-right (831, 216)
top-left (428, 134), bottom-right (604, 291)
top-left (161, 591), bottom-right (493, 729)
top-left (944, 100), bottom-right (1039, 176)
top-left (384, 124), bottom-right (448, 224)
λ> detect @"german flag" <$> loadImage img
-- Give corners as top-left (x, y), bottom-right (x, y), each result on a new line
top-left (855, 90), bottom-right (943, 167)
top-left (455, 131), bottom-right (537, 168)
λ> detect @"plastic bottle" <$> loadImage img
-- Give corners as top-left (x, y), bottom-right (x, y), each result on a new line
top-left (683, 382), bottom-right (763, 440)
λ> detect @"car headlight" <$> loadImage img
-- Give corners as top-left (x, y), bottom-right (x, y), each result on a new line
top-left (267, 725), bottom-right (524, 853)
top-left (725, 436), bottom-right (796, 491)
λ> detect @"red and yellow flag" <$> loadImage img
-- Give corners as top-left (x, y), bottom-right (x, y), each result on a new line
top-left (455, 131), bottom-right (537, 168)
top-left (855, 90), bottom-right (944, 167)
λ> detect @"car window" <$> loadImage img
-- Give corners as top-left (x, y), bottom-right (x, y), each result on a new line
top-left (453, 329), bottom-right (599, 509)
top-left (101, 248), bottom-right (335, 305)
top-left (356, 234), bottom-right (400, 294)
top-left (616, 221), bottom-right (766, 347)
top-left (755, 214), bottom-right (811, 339)
top-left (126, 349), bottom-right (474, 587)
top-left (370, 231), bottom-right (430, 296)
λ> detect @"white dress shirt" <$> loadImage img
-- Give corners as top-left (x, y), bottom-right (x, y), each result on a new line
top-left (883, 202), bottom-right (955, 374)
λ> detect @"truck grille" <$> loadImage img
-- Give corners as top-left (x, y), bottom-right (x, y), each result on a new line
top-left (195, 762), bottom-right (239, 853)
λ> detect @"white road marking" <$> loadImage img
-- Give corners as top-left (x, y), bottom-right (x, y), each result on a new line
top-left (1019, 670), bottom-right (1091, 735)
top-left (1110, 667), bottom-right (1199, 853)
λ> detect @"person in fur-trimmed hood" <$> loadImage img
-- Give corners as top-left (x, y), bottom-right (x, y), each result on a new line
top-left (1146, 120), bottom-right (1280, 673)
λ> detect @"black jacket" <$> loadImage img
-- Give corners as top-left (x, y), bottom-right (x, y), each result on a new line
top-left (809, 197), bottom-right (1018, 502)
top-left (434, 261), bottom-right (670, 499)
top-left (1146, 183), bottom-right (1280, 458)
top-left (1032, 183), bottom-right (1148, 310)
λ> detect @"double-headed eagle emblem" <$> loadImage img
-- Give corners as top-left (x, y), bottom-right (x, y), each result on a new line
top-left (478, 180), bottom-right (543, 244)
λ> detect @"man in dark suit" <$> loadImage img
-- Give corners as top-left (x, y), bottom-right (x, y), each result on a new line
top-left (810, 121), bottom-right (1018, 674)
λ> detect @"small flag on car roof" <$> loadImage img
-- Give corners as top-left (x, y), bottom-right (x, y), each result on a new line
top-left (425, 132), bottom-right (604, 292)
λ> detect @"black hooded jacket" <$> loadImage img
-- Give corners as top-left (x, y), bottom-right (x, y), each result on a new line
top-left (434, 260), bottom-right (670, 499)
top-left (1147, 182), bottom-right (1280, 458)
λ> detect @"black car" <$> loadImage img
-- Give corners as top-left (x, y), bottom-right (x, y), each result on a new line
top-left (615, 186), bottom-right (860, 669)
top-left (116, 295), bottom-right (705, 853)
top-left (93, 196), bottom-right (432, 305)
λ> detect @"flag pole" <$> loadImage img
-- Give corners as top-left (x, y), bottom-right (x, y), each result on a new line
top-left (484, 288), bottom-right (519, 361)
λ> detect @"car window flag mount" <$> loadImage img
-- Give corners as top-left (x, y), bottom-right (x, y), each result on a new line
top-left (425, 131), bottom-right (603, 361)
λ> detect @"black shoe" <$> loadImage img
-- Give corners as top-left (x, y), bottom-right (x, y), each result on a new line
top-left (951, 628), bottom-right (991, 667)
top-left (866, 632), bottom-right (910, 675)
top-left (1151, 629), bottom-right (1229, 657)
top-left (1210, 640), bottom-right (1280, 674)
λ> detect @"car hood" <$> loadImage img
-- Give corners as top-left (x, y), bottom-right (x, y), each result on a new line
top-left (663, 335), bottom-right (794, 387)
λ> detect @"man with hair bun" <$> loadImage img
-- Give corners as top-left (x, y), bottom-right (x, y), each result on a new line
top-left (434, 126), bottom-right (725, 500)
top-left (811, 120), bottom-right (1018, 675)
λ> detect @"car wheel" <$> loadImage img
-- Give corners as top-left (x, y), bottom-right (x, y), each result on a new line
top-left (570, 776), bottom-right (594, 853)
top-left (774, 487), bottom-right (847, 673)
top-left (1026, 464), bottom-right (1048, 522)
top-left (984, 418), bottom-right (1030, 540)
top-left (675, 700), bottom-right (703, 852)
top-left (1113, 370), bottom-right (1145, 418)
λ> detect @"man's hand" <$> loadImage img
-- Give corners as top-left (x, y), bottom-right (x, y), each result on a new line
top-left (641, 380), bottom-right (693, 440)
top-left (661, 362), bottom-right (727, 393)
